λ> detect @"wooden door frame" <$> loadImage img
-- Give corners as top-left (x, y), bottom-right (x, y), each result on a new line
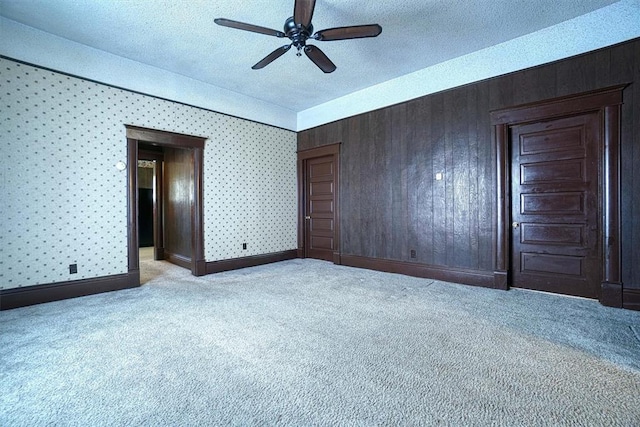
top-left (297, 143), bottom-right (341, 264)
top-left (125, 125), bottom-right (207, 278)
top-left (490, 85), bottom-right (626, 307)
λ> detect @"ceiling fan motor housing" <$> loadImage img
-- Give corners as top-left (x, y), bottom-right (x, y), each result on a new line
top-left (284, 16), bottom-right (312, 49)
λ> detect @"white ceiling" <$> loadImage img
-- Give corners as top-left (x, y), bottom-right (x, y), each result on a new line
top-left (1, 0), bottom-right (639, 131)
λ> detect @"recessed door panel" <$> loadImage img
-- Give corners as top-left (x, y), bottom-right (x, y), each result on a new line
top-left (520, 223), bottom-right (584, 246)
top-left (310, 181), bottom-right (334, 196)
top-left (520, 126), bottom-right (584, 155)
top-left (311, 218), bottom-right (334, 233)
top-left (521, 252), bottom-right (584, 277)
top-left (521, 159), bottom-right (585, 184)
top-left (521, 192), bottom-right (585, 215)
top-left (311, 236), bottom-right (334, 251)
top-left (310, 161), bottom-right (333, 178)
top-left (310, 199), bottom-right (334, 215)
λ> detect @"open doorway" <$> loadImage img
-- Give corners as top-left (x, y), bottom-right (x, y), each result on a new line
top-left (126, 126), bottom-right (207, 286)
top-left (138, 145), bottom-right (164, 267)
top-left (138, 159), bottom-right (155, 261)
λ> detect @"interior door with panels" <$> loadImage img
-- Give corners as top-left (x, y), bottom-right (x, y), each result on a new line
top-left (493, 86), bottom-right (624, 307)
top-left (298, 143), bottom-right (340, 263)
top-left (305, 155), bottom-right (336, 261)
top-left (510, 113), bottom-right (600, 298)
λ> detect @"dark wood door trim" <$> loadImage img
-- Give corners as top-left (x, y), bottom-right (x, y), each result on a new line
top-left (192, 146), bottom-right (206, 275)
top-left (127, 139), bottom-right (140, 280)
top-left (126, 125), bottom-right (205, 149)
top-left (297, 143), bottom-right (341, 264)
top-left (491, 85), bottom-right (626, 307)
top-left (126, 125), bottom-right (207, 277)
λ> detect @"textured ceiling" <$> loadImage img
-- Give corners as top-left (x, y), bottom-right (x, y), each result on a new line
top-left (0, 0), bottom-right (614, 107)
top-left (0, 0), bottom-right (623, 113)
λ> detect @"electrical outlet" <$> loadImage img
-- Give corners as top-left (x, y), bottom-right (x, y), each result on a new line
top-left (242, 243), bottom-right (247, 250)
top-left (69, 264), bottom-right (78, 274)
top-left (410, 250), bottom-right (416, 259)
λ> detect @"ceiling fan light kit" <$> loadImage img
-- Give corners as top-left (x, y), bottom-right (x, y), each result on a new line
top-left (214, 0), bottom-right (382, 73)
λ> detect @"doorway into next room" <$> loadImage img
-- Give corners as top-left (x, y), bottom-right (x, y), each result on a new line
top-left (137, 153), bottom-right (162, 284)
top-left (126, 125), bottom-right (207, 282)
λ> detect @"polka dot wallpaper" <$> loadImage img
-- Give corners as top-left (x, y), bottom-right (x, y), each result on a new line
top-left (0, 58), bottom-right (297, 290)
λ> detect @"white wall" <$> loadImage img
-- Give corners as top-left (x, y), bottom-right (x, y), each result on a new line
top-left (0, 58), bottom-right (297, 290)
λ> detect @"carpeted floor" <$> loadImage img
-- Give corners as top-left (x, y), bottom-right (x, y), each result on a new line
top-left (1, 258), bottom-right (639, 426)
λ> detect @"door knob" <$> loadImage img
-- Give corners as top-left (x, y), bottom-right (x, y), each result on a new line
top-left (512, 221), bottom-right (520, 229)
top-left (305, 216), bottom-right (311, 220)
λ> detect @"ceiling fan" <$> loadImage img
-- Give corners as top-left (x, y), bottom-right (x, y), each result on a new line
top-left (214, 0), bottom-right (382, 73)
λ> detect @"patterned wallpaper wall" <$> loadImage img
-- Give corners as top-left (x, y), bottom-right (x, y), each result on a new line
top-left (0, 58), bottom-right (297, 290)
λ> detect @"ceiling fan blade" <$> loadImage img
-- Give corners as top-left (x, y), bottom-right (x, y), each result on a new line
top-left (252, 44), bottom-right (292, 69)
top-left (304, 45), bottom-right (336, 73)
top-left (314, 24), bottom-right (382, 41)
top-left (214, 18), bottom-right (285, 38)
top-left (293, 0), bottom-right (316, 28)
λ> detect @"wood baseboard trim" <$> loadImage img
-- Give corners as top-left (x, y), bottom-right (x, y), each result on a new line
top-left (623, 288), bottom-right (640, 311)
top-left (332, 251), bottom-right (342, 265)
top-left (206, 250), bottom-right (298, 274)
top-left (165, 252), bottom-right (191, 270)
top-left (194, 259), bottom-right (207, 276)
top-left (494, 270), bottom-right (509, 290)
top-left (600, 281), bottom-right (623, 308)
top-left (0, 271), bottom-right (140, 310)
top-left (338, 255), bottom-right (494, 288)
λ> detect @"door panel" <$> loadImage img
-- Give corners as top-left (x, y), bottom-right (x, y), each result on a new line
top-left (520, 223), bottom-right (584, 246)
top-left (305, 155), bottom-right (336, 261)
top-left (521, 192), bottom-right (584, 215)
top-left (521, 159), bottom-right (585, 183)
top-left (511, 113), bottom-right (600, 298)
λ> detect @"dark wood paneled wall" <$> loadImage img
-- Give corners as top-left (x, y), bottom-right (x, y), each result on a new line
top-left (298, 38), bottom-right (640, 289)
top-left (163, 147), bottom-right (193, 261)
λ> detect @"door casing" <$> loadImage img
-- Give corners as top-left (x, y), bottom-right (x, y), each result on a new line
top-left (491, 85), bottom-right (625, 307)
top-left (126, 125), bottom-right (207, 279)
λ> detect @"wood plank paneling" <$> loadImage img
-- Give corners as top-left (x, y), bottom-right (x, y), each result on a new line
top-left (629, 43), bottom-right (639, 289)
top-left (391, 103), bottom-right (408, 260)
top-left (467, 84), bottom-right (479, 269)
top-left (341, 117), bottom-right (358, 255)
top-left (361, 112), bottom-right (375, 257)
top-left (407, 97), bottom-right (433, 264)
top-left (612, 42), bottom-right (638, 291)
top-left (450, 87), bottom-right (470, 268)
top-left (164, 147), bottom-right (193, 261)
top-left (374, 108), bottom-right (391, 259)
top-left (476, 80), bottom-right (493, 271)
top-left (431, 93), bottom-right (447, 267)
top-left (298, 38), bottom-right (640, 291)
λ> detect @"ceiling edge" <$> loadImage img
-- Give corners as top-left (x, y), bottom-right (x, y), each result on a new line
top-left (0, 17), bottom-right (298, 131)
top-left (296, 0), bottom-right (640, 131)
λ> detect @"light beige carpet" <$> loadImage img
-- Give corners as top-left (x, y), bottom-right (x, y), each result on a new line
top-left (2, 258), bottom-right (639, 426)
